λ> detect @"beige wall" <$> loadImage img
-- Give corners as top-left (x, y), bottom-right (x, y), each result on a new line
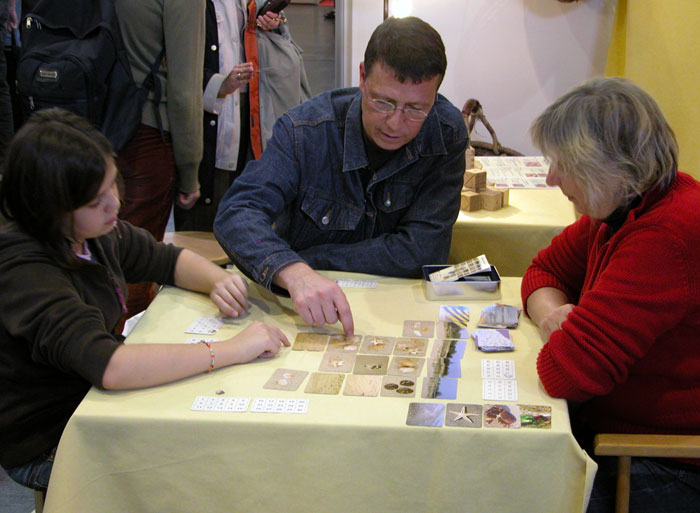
top-left (607, 0), bottom-right (700, 179)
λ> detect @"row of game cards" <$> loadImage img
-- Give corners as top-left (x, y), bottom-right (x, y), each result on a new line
top-left (406, 403), bottom-right (552, 429)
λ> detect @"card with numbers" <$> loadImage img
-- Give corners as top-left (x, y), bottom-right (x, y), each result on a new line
top-left (482, 379), bottom-right (518, 401)
top-left (336, 278), bottom-right (378, 289)
top-left (250, 398), bottom-right (308, 414)
top-left (481, 359), bottom-right (516, 380)
top-left (191, 396), bottom-right (250, 412)
top-left (185, 317), bottom-right (223, 335)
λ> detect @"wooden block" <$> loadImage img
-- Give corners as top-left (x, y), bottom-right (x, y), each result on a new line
top-left (465, 146), bottom-right (475, 169)
top-left (480, 188), bottom-right (504, 210)
top-left (493, 187), bottom-right (509, 207)
top-left (460, 190), bottom-right (481, 212)
top-left (463, 169), bottom-right (487, 191)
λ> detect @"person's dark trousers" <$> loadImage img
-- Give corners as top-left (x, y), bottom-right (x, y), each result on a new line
top-left (0, 7), bottom-right (14, 165)
top-left (116, 124), bottom-right (176, 324)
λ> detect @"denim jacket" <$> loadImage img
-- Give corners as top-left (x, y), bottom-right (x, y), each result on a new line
top-left (214, 87), bottom-right (468, 290)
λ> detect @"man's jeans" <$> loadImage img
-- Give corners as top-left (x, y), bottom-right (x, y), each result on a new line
top-left (4, 447), bottom-right (56, 491)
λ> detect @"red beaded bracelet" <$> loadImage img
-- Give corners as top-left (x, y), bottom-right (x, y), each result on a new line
top-left (200, 340), bottom-right (215, 373)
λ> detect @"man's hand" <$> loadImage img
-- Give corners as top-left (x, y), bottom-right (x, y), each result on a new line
top-left (538, 303), bottom-right (575, 342)
top-left (274, 262), bottom-right (354, 335)
top-left (210, 272), bottom-right (249, 318)
top-left (176, 189), bottom-right (201, 210)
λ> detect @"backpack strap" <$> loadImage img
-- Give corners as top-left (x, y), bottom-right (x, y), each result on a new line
top-left (141, 47), bottom-right (167, 141)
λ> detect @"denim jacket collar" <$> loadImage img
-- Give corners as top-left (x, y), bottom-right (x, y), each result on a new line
top-left (341, 92), bottom-right (449, 181)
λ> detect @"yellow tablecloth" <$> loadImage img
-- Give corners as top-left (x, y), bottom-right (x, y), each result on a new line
top-left (449, 189), bottom-right (577, 276)
top-left (44, 273), bottom-right (596, 513)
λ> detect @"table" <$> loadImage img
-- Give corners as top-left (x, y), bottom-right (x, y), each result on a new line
top-left (162, 231), bottom-right (230, 266)
top-left (44, 272), bottom-right (596, 513)
top-left (449, 188), bottom-right (577, 276)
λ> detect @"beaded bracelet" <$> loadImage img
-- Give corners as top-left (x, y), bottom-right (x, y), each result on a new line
top-left (200, 340), bottom-right (215, 373)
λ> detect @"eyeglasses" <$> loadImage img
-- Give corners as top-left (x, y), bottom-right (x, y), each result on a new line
top-left (364, 93), bottom-right (429, 122)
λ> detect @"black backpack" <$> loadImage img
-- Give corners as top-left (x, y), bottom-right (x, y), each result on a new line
top-left (17, 0), bottom-right (164, 152)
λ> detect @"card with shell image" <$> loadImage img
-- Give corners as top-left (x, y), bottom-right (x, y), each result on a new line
top-left (402, 320), bottom-right (435, 338)
top-left (430, 339), bottom-right (467, 360)
top-left (444, 403), bottom-right (482, 428)
top-left (435, 321), bottom-right (469, 340)
top-left (483, 404), bottom-right (521, 429)
top-left (304, 372), bottom-right (345, 395)
top-left (380, 375), bottom-right (417, 397)
top-left (353, 355), bottom-right (389, 375)
top-left (343, 375), bottom-right (382, 397)
top-left (326, 334), bottom-right (362, 353)
top-left (425, 357), bottom-right (462, 379)
top-left (406, 402), bottom-right (445, 427)
top-left (319, 353), bottom-right (356, 373)
top-left (292, 332), bottom-right (329, 351)
top-left (359, 335), bottom-right (396, 355)
top-left (394, 337), bottom-right (428, 357)
top-left (263, 368), bottom-right (309, 391)
top-left (518, 404), bottom-right (552, 429)
top-left (388, 356), bottom-right (425, 378)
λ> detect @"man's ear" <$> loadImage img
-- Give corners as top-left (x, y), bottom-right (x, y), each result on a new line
top-left (359, 61), bottom-right (366, 90)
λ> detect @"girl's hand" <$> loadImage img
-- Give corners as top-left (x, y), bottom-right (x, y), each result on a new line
top-left (228, 321), bottom-right (290, 363)
top-left (210, 272), bottom-right (249, 317)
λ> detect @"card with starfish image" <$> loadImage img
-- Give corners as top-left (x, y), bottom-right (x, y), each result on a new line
top-left (406, 403), bottom-right (445, 427)
top-left (318, 353), bottom-right (356, 373)
top-left (359, 335), bottom-right (396, 355)
top-left (394, 337), bottom-right (428, 357)
top-left (353, 355), bottom-right (390, 375)
top-left (444, 403), bottom-right (482, 428)
top-left (327, 334), bottom-right (362, 353)
top-left (380, 375), bottom-right (417, 397)
top-left (342, 375), bottom-right (382, 397)
top-left (402, 320), bottom-right (435, 338)
top-left (292, 332), bottom-right (329, 351)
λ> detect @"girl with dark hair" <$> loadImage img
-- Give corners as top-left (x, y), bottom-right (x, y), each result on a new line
top-left (0, 109), bottom-right (289, 492)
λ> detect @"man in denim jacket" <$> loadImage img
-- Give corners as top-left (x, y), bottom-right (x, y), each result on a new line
top-left (215, 17), bottom-right (468, 335)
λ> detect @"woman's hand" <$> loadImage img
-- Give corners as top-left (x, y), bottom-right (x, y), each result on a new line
top-left (228, 321), bottom-right (290, 363)
top-left (210, 272), bottom-right (249, 318)
top-left (538, 303), bottom-right (575, 342)
top-left (218, 62), bottom-right (255, 98)
top-left (256, 12), bottom-right (281, 31)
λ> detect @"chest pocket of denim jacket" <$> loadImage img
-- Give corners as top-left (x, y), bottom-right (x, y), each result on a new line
top-left (375, 181), bottom-right (415, 214)
top-left (296, 188), bottom-right (363, 246)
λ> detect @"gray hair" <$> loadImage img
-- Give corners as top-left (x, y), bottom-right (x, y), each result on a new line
top-left (530, 77), bottom-right (678, 211)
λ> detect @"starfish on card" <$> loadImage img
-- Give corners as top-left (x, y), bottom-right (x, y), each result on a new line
top-left (451, 406), bottom-right (479, 423)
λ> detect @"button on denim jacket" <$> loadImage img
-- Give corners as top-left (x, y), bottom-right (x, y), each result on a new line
top-left (214, 87), bottom-right (469, 291)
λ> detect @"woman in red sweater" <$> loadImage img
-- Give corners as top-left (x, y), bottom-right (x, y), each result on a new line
top-left (523, 77), bottom-right (700, 512)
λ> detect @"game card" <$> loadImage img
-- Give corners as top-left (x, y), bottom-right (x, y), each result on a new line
top-left (482, 379), bottom-right (518, 401)
top-left (292, 332), bottom-right (329, 351)
top-left (402, 320), bottom-right (435, 338)
top-left (342, 375), bottom-right (382, 397)
top-left (380, 375), bottom-right (417, 397)
top-left (394, 337), bottom-right (428, 357)
top-left (250, 398), bottom-right (308, 414)
top-left (435, 321), bottom-right (469, 340)
top-left (327, 334), bottom-right (362, 353)
top-left (439, 305), bottom-right (471, 327)
top-left (263, 368), bottom-right (308, 391)
top-left (444, 403), bottom-right (482, 428)
top-left (483, 404), bottom-right (521, 428)
top-left (406, 403), bottom-right (445, 427)
top-left (359, 335), bottom-right (396, 355)
top-left (185, 317), bottom-right (223, 335)
top-left (519, 404), bottom-right (552, 429)
top-left (304, 372), bottom-right (345, 395)
top-left (430, 339), bottom-right (467, 360)
top-left (428, 255), bottom-right (490, 282)
top-left (336, 278), bottom-right (378, 289)
top-left (472, 329), bottom-right (515, 352)
top-left (388, 356), bottom-right (425, 377)
top-left (353, 355), bottom-right (390, 375)
top-left (319, 353), bottom-right (356, 373)
top-left (477, 304), bottom-right (521, 328)
top-left (426, 357), bottom-right (462, 378)
top-left (481, 359), bottom-right (516, 380)
top-left (421, 377), bottom-right (458, 400)
top-left (191, 396), bottom-right (250, 412)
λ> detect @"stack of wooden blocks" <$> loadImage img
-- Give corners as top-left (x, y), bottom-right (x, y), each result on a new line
top-left (460, 147), bottom-right (509, 212)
